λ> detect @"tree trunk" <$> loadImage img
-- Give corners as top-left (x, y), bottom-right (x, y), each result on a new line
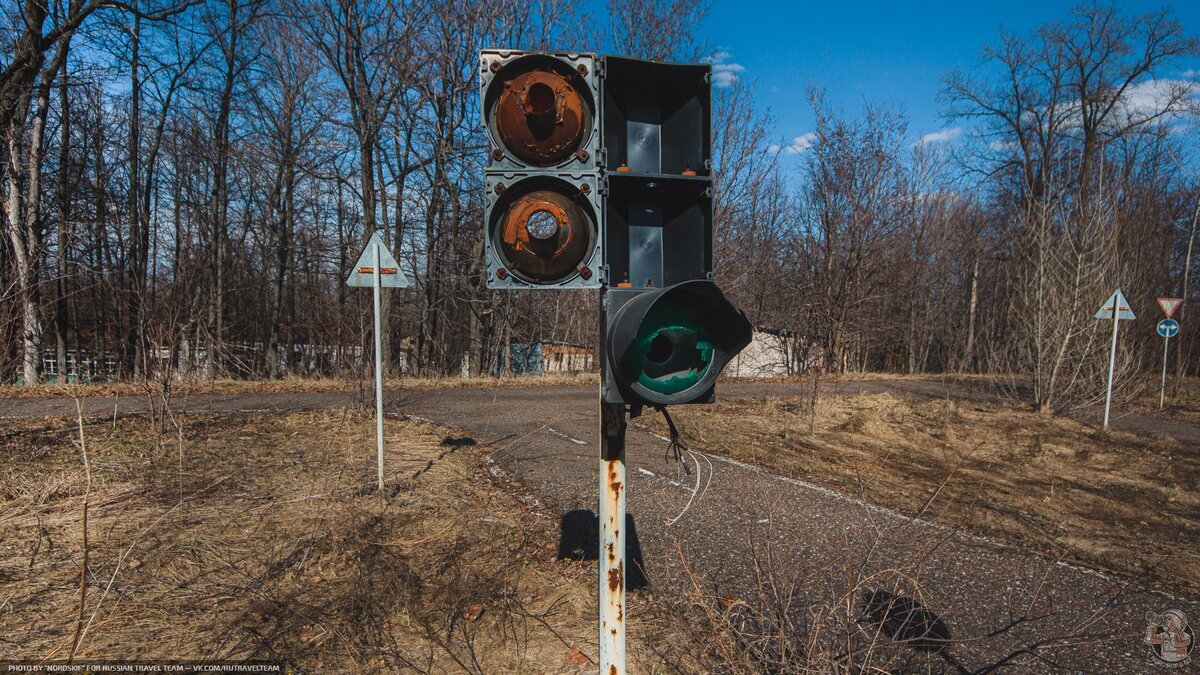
top-left (964, 254), bottom-right (979, 372)
top-left (126, 8), bottom-right (143, 378)
top-left (54, 53), bottom-right (71, 380)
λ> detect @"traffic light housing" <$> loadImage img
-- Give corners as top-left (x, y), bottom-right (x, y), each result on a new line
top-left (603, 281), bottom-right (751, 405)
top-left (481, 50), bottom-right (602, 289)
top-left (598, 57), bottom-right (749, 406)
top-left (484, 171), bottom-right (601, 287)
top-left (479, 51), bottom-right (752, 405)
top-left (600, 56), bottom-right (711, 176)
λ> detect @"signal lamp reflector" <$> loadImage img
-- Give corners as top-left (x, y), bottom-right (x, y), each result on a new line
top-left (607, 281), bottom-right (753, 405)
top-left (490, 178), bottom-right (596, 285)
top-left (627, 306), bottom-right (714, 394)
top-left (486, 56), bottom-right (594, 167)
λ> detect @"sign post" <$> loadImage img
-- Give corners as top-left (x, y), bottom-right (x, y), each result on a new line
top-left (598, 399), bottom-right (626, 674)
top-left (1156, 318), bottom-right (1180, 409)
top-left (346, 232), bottom-right (410, 493)
top-left (1156, 299), bottom-right (1183, 410)
top-left (1095, 289), bottom-right (1135, 430)
top-left (372, 245), bottom-right (383, 493)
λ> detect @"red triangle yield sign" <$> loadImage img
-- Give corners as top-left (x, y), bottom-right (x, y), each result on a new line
top-left (1158, 297), bottom-right (1182, 318)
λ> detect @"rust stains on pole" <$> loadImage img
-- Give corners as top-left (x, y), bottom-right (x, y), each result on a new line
top-left (599, 400), bottom-right (626, 673)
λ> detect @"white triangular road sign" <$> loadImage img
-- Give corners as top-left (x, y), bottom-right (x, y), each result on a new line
top-left (1157, 297), bottom-right (1182, 319)
top-left (1094, 288), bottom-right (1135, 321)
top-left (347, 232), bottom-right (409, 288)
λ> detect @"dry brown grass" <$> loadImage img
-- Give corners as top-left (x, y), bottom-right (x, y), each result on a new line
top-left (0, 373), bottom-right (598, 401)
top-left (646, 392), bottom-right (1200, 596)
top-left (0, 408), bottom-right (679, 672)
top-left (1128, 376), bottom-right (1200, 424)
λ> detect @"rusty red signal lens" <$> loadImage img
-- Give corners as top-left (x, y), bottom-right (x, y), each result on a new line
top-left (482, 52), bottom-right (600, 289)
top-left (489, 178), bottom-right (597, 285)
top-left (485, 57), bottom-right (594, 167)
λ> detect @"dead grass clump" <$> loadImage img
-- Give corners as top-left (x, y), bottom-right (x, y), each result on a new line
top-left (834, 411), bottom-right (870, 434)
top-left (645, 392), bottom-right (1200, 596)
top-left (0, 467), bottom-right (78, 504)
top-left (0, 372), bottom-right (600, 401)
top-left (0, 411), bottom-right (636, 671)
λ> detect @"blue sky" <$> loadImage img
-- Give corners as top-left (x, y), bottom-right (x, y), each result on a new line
top-left (697, 0), bottom-right (1200, 158)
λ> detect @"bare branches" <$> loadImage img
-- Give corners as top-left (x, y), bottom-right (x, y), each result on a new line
top-left (0, 0), bottom-right (1197, 395)
top-left (605, 0), bottom-right (710, 62)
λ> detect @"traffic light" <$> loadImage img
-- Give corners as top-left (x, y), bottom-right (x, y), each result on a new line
top-left (484, 171), bottom-right (601, 286)
top-left (479, 49), bottom-right (756, 675)
top-left (598, 56), bottom-right (750, 406)
top-left (603, 281), bottom-right (751, 405)
top-left (478, 50), bottom-right (752, 404)
top-left (481, 50), bottom-right (601, 288)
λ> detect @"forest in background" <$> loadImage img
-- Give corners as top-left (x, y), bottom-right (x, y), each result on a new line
top-left (3, 0), bottom-right (1199, 412)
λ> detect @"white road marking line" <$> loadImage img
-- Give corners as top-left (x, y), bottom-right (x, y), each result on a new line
top-left (546, 426), bottom-right (588, 445)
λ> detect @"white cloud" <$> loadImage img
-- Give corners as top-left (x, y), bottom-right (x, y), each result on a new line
top-left (1041, 78), bottom-right (1197, 132)
top-left (785, 132), bottom-right (816, 154)
top-left (1114, 77), bottom-right (1197, 125)
top-left (1181, 69), bottom-right (1198, 79)
top-left (707, 50), bottom-right (745, 89)
top-left (766, 143), bottom-right (782, 155)
top-left (916, 127), bottom-right (963, 147)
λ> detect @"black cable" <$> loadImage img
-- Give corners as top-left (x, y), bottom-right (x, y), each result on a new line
top-left (653, 405), bottom-right (691, 476)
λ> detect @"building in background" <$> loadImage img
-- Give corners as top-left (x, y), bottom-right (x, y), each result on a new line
top-left (727, 328), bottom-right (821, 377)
top-left (493, 340), bottom-right (594, 376)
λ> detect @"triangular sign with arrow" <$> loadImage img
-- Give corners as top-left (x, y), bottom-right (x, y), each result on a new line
top-left (346, 232), bottom-right (409, 288)
top-left (1094, 288), bottom-right (1135, 321)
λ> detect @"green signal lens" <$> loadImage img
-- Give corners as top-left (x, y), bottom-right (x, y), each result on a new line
top-left (622, 302), bottom-right (714, 394)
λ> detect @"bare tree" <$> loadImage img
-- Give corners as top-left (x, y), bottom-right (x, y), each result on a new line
top-left (606, 0), bottom-right (709, 61)
top-left (943, 4), bottom-right (1199, 411)
top-left (793, 92), bottom-right (908, 372)
top-left (250, 15), bottom-right (324, 378)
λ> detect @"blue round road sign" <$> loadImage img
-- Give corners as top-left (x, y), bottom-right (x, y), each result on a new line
top-left (1157, 319), bottom-right (1180, 338)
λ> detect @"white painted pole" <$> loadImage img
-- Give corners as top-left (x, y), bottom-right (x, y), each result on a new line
top-left (373, 243), bottom-right (384, 493)
top-left (1103, 302), bottom-right (1119, 430)
top-left (1160, 333), bottom-right (1170, 410)
top-left (599, 402), bottom-right (626, 674)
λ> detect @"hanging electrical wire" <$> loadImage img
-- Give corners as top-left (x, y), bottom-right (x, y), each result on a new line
top-left (653, 405), bottom-right (691, 476)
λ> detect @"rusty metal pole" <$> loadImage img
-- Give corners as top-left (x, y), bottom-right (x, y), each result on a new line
top-left (599, 400), bottom-right (627, 673)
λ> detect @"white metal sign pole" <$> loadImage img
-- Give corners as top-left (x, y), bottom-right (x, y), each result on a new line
top-left (599, 401), bottom-right (626, 674)
top-left (1103, 302), bottom-right (1119, 430)
top-left (1160, 334), bottom-right (1170, 410)
top-left (373, 243), bottom-right (385, 493)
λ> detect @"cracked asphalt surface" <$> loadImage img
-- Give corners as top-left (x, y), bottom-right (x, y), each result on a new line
top-left (5, 380), bottom-right (1198, 672)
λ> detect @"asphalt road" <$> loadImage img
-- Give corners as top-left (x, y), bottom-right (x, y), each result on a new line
top-left (6, 377), bottom-right (1195, 445)
top-left (5, 380), bottom-right (1198, 672)
top-left (399, 384), bottom-right (1199, 673)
